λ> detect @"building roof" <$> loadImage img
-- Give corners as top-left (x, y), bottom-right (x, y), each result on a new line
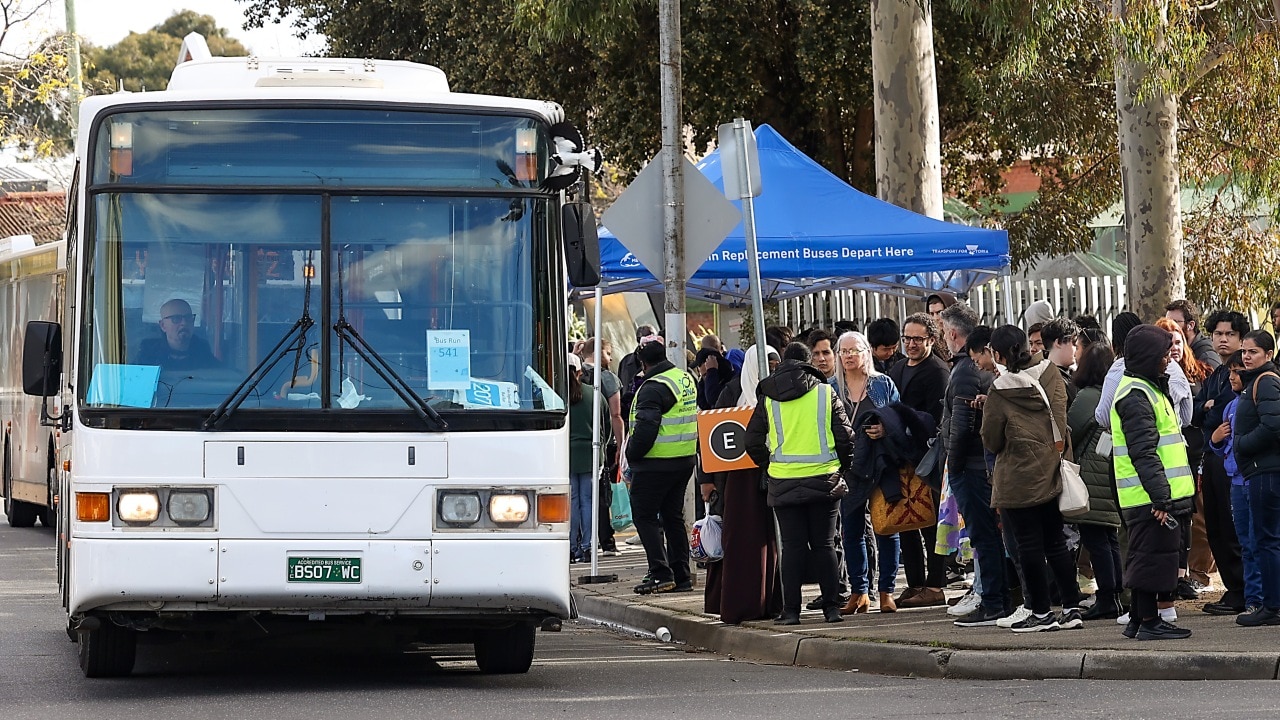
top-left (0, 192), bottom-right (65, 244)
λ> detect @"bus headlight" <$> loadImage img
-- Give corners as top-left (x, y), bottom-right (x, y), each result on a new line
top-left (117, 490), bottom-right (160, 525)
top-left (439, 492), bottom-right (482, 526)
top-left (489, 493), bottom-right (530, 525)
top-left (168, 490), bottom-right (212, 525)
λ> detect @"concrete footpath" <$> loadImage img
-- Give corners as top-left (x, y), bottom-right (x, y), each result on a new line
top-left (571, 542), bottom-right (1280, 681)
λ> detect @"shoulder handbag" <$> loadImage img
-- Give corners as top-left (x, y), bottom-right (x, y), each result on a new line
top-left (869, 467), bottom-right (936, 534)
top-left (1029, 376), bottom-right (1088, 517)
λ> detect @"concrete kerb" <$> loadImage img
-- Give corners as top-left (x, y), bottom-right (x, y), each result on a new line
top-left (574, 591), bottom-right (1280, 681)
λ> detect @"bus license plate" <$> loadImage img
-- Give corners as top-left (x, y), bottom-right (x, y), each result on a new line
top-left (287, 557), bottom-right (362, 583)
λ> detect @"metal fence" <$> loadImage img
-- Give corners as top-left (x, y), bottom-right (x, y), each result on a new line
top-left (779, 274), bottom-right (1131, 331)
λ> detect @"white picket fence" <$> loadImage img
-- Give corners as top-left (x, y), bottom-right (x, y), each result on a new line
top-left (779, 274), bottom-right (1130, 332)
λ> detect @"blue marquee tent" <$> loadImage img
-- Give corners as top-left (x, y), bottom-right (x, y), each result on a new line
top-left (597, 125), bottom-right (1009, 303)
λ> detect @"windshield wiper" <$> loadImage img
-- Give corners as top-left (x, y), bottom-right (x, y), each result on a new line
top-left (203, 316), bottom-right (314, 430)
top-left (204, 251), bottom-right (318, 431)
top-left (332, 320), bottom-right (448, 430)
top-left (332, 245), bottom-right (447, 431)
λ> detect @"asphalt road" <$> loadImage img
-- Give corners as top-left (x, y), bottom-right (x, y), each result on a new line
top-left (1, 522), bottom-right (1276, 720)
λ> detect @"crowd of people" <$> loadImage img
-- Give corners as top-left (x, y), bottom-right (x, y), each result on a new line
top-left (566, 295), bottom-right (1280, 640)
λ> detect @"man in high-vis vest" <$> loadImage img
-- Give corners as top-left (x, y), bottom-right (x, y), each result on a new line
top-left (1110, 324), bottom-right (1197, 641)
top-left (625, 337), bottom-right (699, 595)
top-left (745, 342), bottom-right (855, 625)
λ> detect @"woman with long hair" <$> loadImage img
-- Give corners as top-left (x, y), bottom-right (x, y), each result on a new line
top-left (1069, 341), bottom-right (1125, 619)
top-left (980, 325), bottom-right (1084, 632)
top-left (833, 331), bottom-right (902, 613)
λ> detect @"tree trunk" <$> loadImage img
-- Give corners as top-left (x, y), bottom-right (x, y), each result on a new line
top-left (851, 103), bottom-right (875, 193)
top-left (870, 0), bottom-right (944, 219)
top-left (1113, 1), bottom-right (1184, 320)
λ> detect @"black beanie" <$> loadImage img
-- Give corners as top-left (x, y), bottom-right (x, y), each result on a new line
top-left (1124, 324), bottom-right (1173, 380)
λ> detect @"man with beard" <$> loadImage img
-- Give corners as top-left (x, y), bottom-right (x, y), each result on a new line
top-left (137, 299), bottom-right (219, 370)
top-left (887, 312), bottom-right (951, 607)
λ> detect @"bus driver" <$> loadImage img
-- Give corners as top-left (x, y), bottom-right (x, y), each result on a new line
top-left (136, 298), bottom-right (219, 370)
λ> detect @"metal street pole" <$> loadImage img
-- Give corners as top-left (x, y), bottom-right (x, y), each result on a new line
top-left (659, 0), bottom-right (685, 369)
top-left (734, 118), bottom-right (768, 380)
top-left (65, 0), bottom-right (83, 130)
top-left (588, 290), bottom-right (603, 576)
top-left (658, 0), bottom-right (695, 588)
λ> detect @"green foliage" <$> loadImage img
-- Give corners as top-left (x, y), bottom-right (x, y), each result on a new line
top-left (951, 0), bottom-right (1280, 307)
top-left (85, 10), bottom-right (248, 92)
top-left (0, 33), bottom-right (74, 156)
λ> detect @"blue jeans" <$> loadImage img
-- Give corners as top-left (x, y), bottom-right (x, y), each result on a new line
top-left (841, 494), bottom-right (900, 594)
top-left (570, 471), bottom-right (594, 555)
top-left (1231, 481), bottom-right (1264, 608)
top-left (949, 468), bottom-right (1008, 612)
top-left (1246, 475), bottom-right (1280, 608)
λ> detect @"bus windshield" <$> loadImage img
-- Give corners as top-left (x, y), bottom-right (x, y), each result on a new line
top-left (78, 108), bottom-right (565, 431)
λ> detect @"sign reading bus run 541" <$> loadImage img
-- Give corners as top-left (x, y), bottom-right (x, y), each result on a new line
top-left (698, 406), bottom-right (758, 473)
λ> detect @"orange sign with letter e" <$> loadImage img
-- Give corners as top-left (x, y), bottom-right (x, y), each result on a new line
top-left (698, 406), bottom-right (758, 473)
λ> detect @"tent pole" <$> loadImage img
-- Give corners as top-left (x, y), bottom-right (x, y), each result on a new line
top-left (1002, 266), bottom-right (1014, 327)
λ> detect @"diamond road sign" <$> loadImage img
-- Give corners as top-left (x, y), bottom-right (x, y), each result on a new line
top-left (601, 148), bottom-right (741, 282)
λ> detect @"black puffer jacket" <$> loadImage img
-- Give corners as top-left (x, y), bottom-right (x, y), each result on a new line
top-left (942, 354), bottom-right (993, 472)
top-left (745, 360), bottom-right (854, 507)
top-left (1234, 361), bottom-right (1280, 479)
top-left (1067, 385), bottom-right (1120, 528)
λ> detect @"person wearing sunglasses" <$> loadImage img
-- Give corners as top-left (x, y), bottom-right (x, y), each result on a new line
top-left (137, 298), bottom-right (220, 371)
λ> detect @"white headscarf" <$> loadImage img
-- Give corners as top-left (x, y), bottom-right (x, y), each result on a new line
top-left (739, 344), bottom-right (780, 408)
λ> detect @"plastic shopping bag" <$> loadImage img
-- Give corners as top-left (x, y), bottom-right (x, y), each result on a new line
top-left (610, 476), bottom-right (633, 532)
top-left (690, 514), bottom-right (724, 562)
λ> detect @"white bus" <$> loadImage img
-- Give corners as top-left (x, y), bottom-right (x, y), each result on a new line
top-left (15, 36), bottom-right (600, 677)
top-left (0, 235), bottom-right (65, 528)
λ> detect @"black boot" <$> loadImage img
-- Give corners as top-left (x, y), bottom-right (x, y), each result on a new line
top-left (823, 605), bottom-right (845, 623)
top-left (1082, 595), bottom-right (1122, 620)
top-left (774, 608), bottom-right (801, 626)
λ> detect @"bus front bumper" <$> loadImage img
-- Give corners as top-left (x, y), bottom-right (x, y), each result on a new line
top-left (69, 537), bottom-right (571, 618)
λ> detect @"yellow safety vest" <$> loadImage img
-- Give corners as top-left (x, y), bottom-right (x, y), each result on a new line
top-left (765, 383), bottom-right (841, 479)
top-left (629, 367), bottom-right (698, 459)
top-left (1109, 375), bottom-right (1195, 509)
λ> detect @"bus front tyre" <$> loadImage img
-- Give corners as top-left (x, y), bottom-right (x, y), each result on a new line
top-left (473, 623), bottom-right (535, 674)
top-left (78, 619), bottom-right (137, 678)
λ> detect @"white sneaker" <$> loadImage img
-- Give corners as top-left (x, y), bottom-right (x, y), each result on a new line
top-left (997, 605), bottom-right (1032, 628)
top-left (947, 590), bottom-right (982, 616)
top-left (1079, 594), bottom-right (1097, 608)
top-left (1117, 612), bottom-right (1130, 625)
top-left (625, 535), bottom-right (643, 545)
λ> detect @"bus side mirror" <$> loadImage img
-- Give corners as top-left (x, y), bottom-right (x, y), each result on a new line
top-left (563, 202), bottom-right (601, 288)
top-left (22, 321), bottom-right (62, 397)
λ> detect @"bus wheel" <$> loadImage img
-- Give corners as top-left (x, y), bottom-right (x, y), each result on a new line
top-left (473, 623), bottom-right (536, 674)
top-left (3, 442), bottom-right (37, 528)
top-left (78, 620), bottom-right (137, 678)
